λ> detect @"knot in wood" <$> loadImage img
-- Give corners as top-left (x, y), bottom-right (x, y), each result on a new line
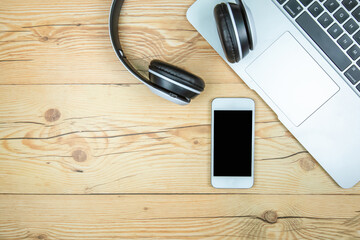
top-left (41, 36), bottom-right (48, 42)
top-left (299, 157), bottom-right (316, 171)
top-left (37, 234), bottom-right (47, 239)
top-left (263, 210), bottom-right (278, 224)
top-left (72, 149), bottom-right (87, 162)
top-left (44, 108), bottom-right (61, 122)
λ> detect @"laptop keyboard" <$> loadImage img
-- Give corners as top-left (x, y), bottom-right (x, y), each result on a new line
top-left (275, 0), bottom-right (360, 95)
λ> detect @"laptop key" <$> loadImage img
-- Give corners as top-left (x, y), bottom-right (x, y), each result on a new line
top-left (284, 0), bottom-right (304, 18)
top-left (352, 6), bottom-right (360, 22)
top-left (324, 0), bottom-right (340, 13)
top-left (357, 83), bottom-right (360, 92)
top-left (337, 34), bottom-right (353, 49)
top-left (347, 45), bottom-right (360, 60)
top-left (318, 12), bottom-right (334, 28)
top-left (345, 65), bottom-right (360, 84)
top-left (342, 0), bottom-right (358, 11)
top-left (334, 8), bottom-right (350, 24)
top-left (344, 18), bottom-right (359, 34)
top-left (353, 30), bottom-right (360, 44)
top-left (296, 12), bottom-right (352, 71)
top-left (277, 0), bottom-right (287, 4)
top-left (308, 2), bottom-right (324, 17)
top-left (357, 58), bottom-right (360, 67)
top-left (328, 23), bottom-right (344, 38)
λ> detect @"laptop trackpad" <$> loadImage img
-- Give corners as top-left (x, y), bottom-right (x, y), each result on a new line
top-left (246, 32), bottom-right (339, 126)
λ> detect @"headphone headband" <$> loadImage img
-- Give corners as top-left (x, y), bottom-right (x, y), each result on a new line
top-left (109, 0), bottom-right (149, 84)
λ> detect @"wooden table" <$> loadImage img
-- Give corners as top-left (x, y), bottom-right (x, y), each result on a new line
top-left (0, 0), bottom-right (359, 239)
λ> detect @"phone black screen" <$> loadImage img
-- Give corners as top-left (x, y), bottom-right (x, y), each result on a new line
top-left (213, 110), bottom-right (253, 176)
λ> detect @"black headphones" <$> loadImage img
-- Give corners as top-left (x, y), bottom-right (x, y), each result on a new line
top-left (109, 0), bottom-right (253, 104)
top-left (214, 0), bottom-right (253, 63)
top-left (109, 0), bottom-right (205, 105)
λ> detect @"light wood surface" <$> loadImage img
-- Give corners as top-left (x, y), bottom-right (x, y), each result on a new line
top-left (0, 0), bottom-right (359, 239)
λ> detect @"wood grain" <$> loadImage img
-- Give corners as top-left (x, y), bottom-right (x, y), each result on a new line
top-left (0, 84), bottom-right (358, 194)
top-left (0, 195), bottom-right (359, 239)
top-left (0, 0), bottom-right (238, 85)
top-left (1, 0), bottom-right (359, 238)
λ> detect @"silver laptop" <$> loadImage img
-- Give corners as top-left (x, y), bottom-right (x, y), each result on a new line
top-left (187, 0), bottom-right (360, 188)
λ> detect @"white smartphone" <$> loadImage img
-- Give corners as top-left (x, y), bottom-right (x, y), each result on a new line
top-left (211, 98), bottom-right (255, 188)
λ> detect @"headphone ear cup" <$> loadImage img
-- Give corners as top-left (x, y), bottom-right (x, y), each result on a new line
top-left (214, 3), bottom-right (240, 63)
top-left (214, 2), bottom-right (252, 63)
top-left (148, 60), bottom-right (205, 100)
